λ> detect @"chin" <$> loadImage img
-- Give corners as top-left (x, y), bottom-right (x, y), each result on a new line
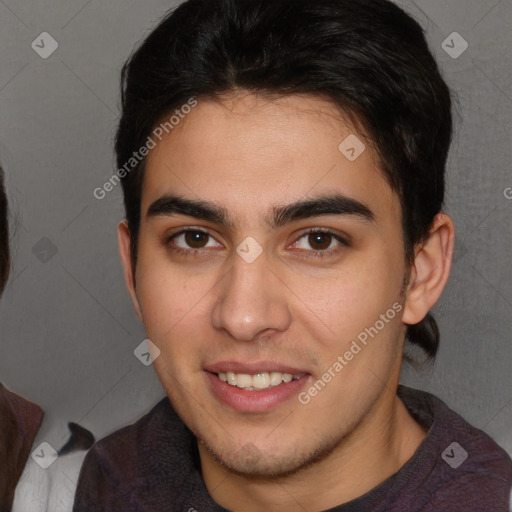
top-left (201, 435), bottom-right (338, 479)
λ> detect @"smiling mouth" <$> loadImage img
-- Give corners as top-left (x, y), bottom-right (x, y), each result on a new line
top-left (215, 371), bottom-right (302, 391)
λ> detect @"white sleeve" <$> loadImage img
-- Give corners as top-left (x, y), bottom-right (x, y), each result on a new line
top-left (12, 457), bottom-right (50, 512)
top-left (12, 450), bottom-right (88, 512)
top-left (47, 450), bottom-right (88, 512)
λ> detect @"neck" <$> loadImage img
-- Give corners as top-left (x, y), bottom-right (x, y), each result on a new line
top-left (199, 387), bottom-right (426, 512)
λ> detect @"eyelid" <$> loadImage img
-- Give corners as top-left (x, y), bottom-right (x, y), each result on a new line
top-left (165, 225), bottom-right (215, 238)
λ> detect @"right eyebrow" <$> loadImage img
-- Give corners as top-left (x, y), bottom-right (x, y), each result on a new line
top-left (146, 195), bottom-right (235, 230)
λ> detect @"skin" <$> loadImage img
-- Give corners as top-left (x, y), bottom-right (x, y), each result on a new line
top-left (119, 92), bottom-right (455, 511)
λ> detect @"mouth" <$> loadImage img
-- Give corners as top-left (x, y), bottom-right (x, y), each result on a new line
top-left (204, 363), bottom-right (310, 412)
top-left (216, 371), bottom-right (302, 390)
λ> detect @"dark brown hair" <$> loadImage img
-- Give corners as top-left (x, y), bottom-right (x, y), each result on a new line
top-left (115, 0), bottom-right (452, 359)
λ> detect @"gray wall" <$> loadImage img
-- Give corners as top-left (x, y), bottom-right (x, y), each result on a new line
top-left (0, 0), bottom-right (510, 458)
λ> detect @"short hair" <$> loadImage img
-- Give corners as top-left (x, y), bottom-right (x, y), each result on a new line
top-left (0, 166), bottom-right (9, 293)
top-left (115, 0), bottom-right (452, 359)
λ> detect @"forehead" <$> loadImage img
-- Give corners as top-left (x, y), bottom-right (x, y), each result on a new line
top-left (141, 93), bottom-right (398, 225)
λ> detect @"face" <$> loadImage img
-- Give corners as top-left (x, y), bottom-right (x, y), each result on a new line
top-left (122, 93), bottom-right (410, 476)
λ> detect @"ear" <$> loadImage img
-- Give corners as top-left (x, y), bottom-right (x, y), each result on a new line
top-left (118, 220), bottom-right (143, 321)
top-left (402, 213), bottom-right (455, 326)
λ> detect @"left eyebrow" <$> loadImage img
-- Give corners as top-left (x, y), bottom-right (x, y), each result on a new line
top-left (269, 194), bottom-right (375, 228)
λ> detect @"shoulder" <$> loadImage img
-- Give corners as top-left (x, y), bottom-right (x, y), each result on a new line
top-left (79, 397), bottom-right (176, 476)
top-left (73, 397), bottom-right (194, 510)
top-left (398, 386), bottom-right (512, 510)
top-left (0, 383), bottom-right (44, 511)
top-left (415, 387), bottom-right (511, 475)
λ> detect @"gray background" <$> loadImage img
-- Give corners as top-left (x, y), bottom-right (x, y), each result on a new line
top-left (0, 0), bottom-right (511, 461)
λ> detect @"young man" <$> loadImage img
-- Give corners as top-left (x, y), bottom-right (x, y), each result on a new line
top-left (74, 0), bottom-right (512, 510)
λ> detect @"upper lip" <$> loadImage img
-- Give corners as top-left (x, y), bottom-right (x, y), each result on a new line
top-left (204, 361), bottom-right (309, 375)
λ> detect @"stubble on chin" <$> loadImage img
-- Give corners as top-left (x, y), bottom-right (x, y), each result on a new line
top-left (197, 431), bottom-right (343, 480)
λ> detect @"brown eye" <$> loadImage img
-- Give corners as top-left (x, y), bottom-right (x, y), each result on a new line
top-left (183, 230), bottom-right (210, 248)
top-left (169, 229), bottom-right (220, 251)
top-left (293, 230), bottom-right (348, 256)
top-left (307, 232), bottom-right (333, 250)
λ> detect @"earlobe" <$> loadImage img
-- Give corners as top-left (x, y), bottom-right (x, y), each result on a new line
top-left (118, 220), bottom-right (143, 321)
top-left (402, 213), bottom-right (455, 326)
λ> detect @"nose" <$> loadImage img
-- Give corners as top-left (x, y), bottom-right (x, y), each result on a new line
top-left (211, 252), bottom-right (292, 341)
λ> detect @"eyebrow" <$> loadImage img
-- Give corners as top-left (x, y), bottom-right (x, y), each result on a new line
top-left (146, 193), bottom-right (375, 228)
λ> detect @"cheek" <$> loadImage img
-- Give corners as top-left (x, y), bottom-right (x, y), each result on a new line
top-left (135, 260), bottom-right (215, 350)
top-left (136, 267), bottom-right (214, 396)
top-left (287, 252), bottom-right (403, 347)
top-left (297, 274), bottom-right (404, 413)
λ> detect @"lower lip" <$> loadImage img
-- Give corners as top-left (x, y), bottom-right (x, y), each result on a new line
top-left (205, 372), bottom-right (309, 413)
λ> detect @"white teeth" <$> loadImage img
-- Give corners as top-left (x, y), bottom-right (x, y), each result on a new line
top-left (269, 372), bottom-right (282, 386)
top-left (235, 373), bottom-right (253, 388)
top-left (252, 373), bottom-right (270, 389)
top-left (217, 371), bottom-right (300, 390)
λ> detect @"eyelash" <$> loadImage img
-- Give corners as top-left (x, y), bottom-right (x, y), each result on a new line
top-left (164, 228), bottom-right (349, 259)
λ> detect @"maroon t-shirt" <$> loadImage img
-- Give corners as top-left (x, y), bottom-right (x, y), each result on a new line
top-left (73, 386), bottom-right (512, 511)
top-left (0, 383), bottom-right (43, 512)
